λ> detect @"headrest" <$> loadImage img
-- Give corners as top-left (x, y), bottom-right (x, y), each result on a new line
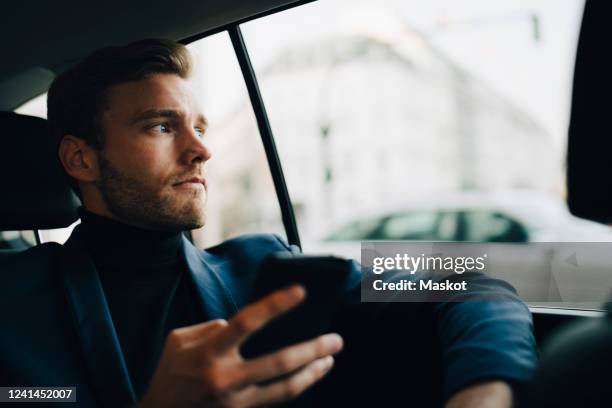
top-left (0, 112), bottom-right (79, 230)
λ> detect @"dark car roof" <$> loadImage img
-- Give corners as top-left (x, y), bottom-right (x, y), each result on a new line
top-left (0, 0), bottom-right (304, 110)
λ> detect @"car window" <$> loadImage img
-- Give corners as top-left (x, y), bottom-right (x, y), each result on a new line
top-left (0, 231), bottom-right (33, 249)
top-left (375, 211), bottom-right (446, 240)
top-left (241, 0), bottom-right (585, 253)
top-left (460, 210), bottom-right (529, 242)
top-left (15, 32), bottom-right (287, 248)
top-left (325, 217), bottom-right (381, 241)
top-left (326, 210), bottom-right (458, 241)
top-left (240, 0), bottom-right (602, 308)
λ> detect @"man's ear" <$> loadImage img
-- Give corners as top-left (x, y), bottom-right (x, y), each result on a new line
top-left (58, 135), bottom-right (100, 183)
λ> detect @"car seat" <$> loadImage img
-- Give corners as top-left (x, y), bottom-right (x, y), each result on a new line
top-left (0, 112), bottom-right (79, 257)
top-left (526, 305), bottom-right (612, 406)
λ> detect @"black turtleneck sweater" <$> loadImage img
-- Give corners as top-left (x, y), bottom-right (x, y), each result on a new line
top-left (78, 209), bottom-right (206, 398)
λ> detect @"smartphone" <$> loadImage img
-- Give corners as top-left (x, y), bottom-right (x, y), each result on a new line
top-left (240, 253), bottom-right (353, 359)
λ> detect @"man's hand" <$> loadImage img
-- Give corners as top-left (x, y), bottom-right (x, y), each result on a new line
top-left (445, 381), bottom-right (513, 408)
top-left (136, 285), bottom-right (343, 408)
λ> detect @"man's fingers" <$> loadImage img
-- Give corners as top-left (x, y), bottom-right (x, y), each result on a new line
top-left (210, 285), bottom-right (306, 351)
top-left (240, 356), bottom-right (334, 407)
top-left (239, 333), bottom-right (343, 385)
top-left (169, 319), bottom-right (228, 346)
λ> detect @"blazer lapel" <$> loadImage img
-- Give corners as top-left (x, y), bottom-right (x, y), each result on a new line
top-left (181, 236), bottom-right (239, 320)
top-left (60, 226), bottom-right (136, 407)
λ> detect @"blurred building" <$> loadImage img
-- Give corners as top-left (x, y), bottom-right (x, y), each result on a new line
top-left (205, 27), bottom-right (555, 243)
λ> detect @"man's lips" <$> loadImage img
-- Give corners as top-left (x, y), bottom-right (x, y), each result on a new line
top-left (174, 177), bottom-right (207, 190)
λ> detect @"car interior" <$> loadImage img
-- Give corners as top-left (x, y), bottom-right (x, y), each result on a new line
top-left (1, 0), bottom-right (612, 404)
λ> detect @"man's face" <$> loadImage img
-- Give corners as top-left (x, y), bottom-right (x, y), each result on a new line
top-left (93, 73), bottom-right (211, 231)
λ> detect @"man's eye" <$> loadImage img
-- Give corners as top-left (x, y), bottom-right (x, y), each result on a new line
top-left (195, 127), bottom-right (205, 138)
top-left (151, 123), bottom-right (171, 133)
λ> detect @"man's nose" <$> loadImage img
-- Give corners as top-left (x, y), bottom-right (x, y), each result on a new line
top-left (180, 127), bottom-right (212, 165)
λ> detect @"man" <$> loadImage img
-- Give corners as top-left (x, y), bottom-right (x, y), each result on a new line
top-left (0, 40), bottom-right (536, 407)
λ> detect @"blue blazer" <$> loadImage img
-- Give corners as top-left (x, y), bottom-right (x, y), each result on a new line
top-left (0, 227), bottom-right (537, 407)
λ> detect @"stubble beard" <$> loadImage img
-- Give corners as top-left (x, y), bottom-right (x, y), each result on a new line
top-left (96, 153), bottom-right (206, 232)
